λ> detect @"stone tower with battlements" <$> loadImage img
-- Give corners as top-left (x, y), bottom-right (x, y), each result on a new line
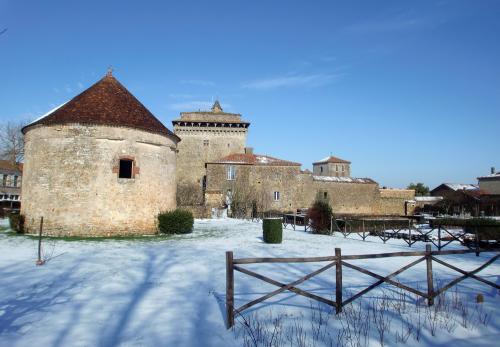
top-left (172, 101), bottom-right (250, 205)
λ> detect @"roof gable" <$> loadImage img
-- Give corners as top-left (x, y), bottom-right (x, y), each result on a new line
top-left (23, 73), bottom-right (179, 141)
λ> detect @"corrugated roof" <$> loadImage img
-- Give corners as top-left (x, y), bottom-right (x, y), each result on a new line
top-left (209, 153), bottom-right (301, 166)
top-left (22, 73), bottom-right (179, 141)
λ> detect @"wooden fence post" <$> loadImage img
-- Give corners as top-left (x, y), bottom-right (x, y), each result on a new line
top-left (425, 244), bottom-right (434, 306)
top-left (226, 251), bottom-right (235, 328)
top-left (335, 248), bottom-right (342, 313)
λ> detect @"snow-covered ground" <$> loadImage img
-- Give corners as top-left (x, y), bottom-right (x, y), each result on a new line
top-left (0, 218), bottom-right (498, 347)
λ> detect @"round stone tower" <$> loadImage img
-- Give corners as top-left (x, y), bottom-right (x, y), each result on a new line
top-left (21, 71), bottom-right (180, 236)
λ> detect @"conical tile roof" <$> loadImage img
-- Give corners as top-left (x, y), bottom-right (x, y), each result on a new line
top-left (23, 73), bottom-right (179, 141)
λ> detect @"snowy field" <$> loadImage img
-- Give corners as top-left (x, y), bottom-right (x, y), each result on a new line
top-left (0, 218), bottom-right (499, 347)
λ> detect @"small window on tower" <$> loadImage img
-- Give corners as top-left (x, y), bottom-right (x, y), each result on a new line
top-left (203, 140), bottom-right (209, 147)
top-left (119, 159), bottom-right (133, 179)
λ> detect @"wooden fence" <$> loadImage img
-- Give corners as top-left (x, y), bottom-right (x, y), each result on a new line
top-left (225, 246), bottom-right (500, 328)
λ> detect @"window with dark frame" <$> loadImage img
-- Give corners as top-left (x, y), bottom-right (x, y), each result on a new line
top-left (119, 159), bottom-right (134, 179)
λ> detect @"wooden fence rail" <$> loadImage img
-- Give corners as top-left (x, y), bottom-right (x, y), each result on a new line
top-left (225, 246), bottom-right (500, 328)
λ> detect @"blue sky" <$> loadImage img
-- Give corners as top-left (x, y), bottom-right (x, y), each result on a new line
top-left (1, 0), bottom-right (499, 188)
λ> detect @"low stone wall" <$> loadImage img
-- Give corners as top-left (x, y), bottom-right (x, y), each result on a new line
top-left (179, 205), bottom-right (212, 219)
top-left (376, 189), bottom-right (415, 216)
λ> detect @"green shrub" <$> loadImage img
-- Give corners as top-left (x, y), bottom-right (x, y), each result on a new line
top-left (263, 218), bottom-right (282, 244)
top-left (158, 209), bottom-right (194, 234)
top-left (307, 200), bottom-right (333, 234)
top-left (9, 213), bottom-right (25, 233)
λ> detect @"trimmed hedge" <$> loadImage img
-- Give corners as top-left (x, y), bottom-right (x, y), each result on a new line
top-left (430, 218), bottom-right (500, 228)
top-left (430, 218), bottom-right (499, 241)
top-left (263, 218), bottom-right (282, 244)
top-left (158, 209), bottom-right (194, 234)
top-left (9, 213), bottom-right (25, 233)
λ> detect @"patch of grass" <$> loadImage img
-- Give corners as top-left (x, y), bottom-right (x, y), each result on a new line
top-left (2, 232), bottom-right (175, 242)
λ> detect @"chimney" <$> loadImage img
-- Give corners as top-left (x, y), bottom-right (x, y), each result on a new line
top-left (244, 147), bottom-right (253, 155)
top-left (492, 167), bottom-right (496, 175)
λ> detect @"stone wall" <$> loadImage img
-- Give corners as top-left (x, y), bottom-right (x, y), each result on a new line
top-left (312, 180), bottom-right (379, 215)
top-left (478, 179), bottom-right (500, 194)
top-left (375, 189), bottom-right (415, 216)
top-left (21, 124), bottom-right (178, 236)
top-left (204, 163), bottom-right (412, 216)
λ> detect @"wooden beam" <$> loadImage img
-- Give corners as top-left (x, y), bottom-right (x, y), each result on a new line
top-left (233, 265), bottom-right (335, 307)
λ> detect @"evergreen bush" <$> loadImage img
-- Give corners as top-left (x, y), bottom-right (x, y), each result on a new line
top-left (307, 200), bottom-right (333, 234)
top-left (158, 209), bottom-right (194, 234)
top-left (263, 218), bottom-right (282, 244)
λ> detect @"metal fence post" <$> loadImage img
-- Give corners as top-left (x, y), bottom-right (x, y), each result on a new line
top-left (36, 217), bottom-right (45, 266)
top-left (226, 251), bottom-right (234, 328)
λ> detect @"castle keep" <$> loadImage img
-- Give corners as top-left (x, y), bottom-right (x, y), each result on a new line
top-left (21, 73), bottom-right (179, 236)
top-left (172, 101), bottom-right (249, 205)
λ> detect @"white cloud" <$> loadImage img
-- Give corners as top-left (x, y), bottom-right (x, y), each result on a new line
top-left (180, 79), bottom-right (216, 87)
top-left (242, 73), bottom-right (340, 90)
top-left (77, 82), bottom-right (84, 89)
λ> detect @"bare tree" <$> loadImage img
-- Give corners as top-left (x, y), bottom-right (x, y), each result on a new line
top-left (0, 121), bottom-right (25, 163)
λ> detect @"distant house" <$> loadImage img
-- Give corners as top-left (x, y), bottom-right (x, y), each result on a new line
top-left (478, 168), bottom-right (500, 194)
top-left (0, 160), bottom-right (22, 210)
top-left (430, 182), bottom-right (500, 216)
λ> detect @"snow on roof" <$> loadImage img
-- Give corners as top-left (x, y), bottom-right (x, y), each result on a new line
top-left (477, 172), bottom-right (500, 179)
top-left (210, 153), bottom-right (301, 166)
top-left (313, 156), bottom-right (351, 165)
top-left (312, 175), bottom-right (375, 184)
top-left (415, 196), bottom-right (443, 202)
top-left (27, 101), bottom-right (69, 126)
top-left (444, 183), bottom-right (478, 191)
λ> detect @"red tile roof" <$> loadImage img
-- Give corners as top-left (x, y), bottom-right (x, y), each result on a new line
top-left (313, 156), bottom-right (351, 165)
top-left (209, 153), bottom-right (301, 166)
top-left (22, 73), bottom-right (179, 141)
top-left (0, 160), bottom-right (22, 172)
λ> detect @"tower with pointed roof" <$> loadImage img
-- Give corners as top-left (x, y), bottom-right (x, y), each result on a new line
top-left (21, 72), bottom-right (180, 236)
top-left (172, 100), bottom-right (250, 205)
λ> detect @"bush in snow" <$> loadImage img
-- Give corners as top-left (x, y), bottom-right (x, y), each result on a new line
top-left (9, 213), bottom-right (25, 233)
top-left (307, 199), bottom-right (333, 234)
top-left (158, 209), bottom-right (194, 234)
top-left (262, 218), bottom-right (282, 243)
